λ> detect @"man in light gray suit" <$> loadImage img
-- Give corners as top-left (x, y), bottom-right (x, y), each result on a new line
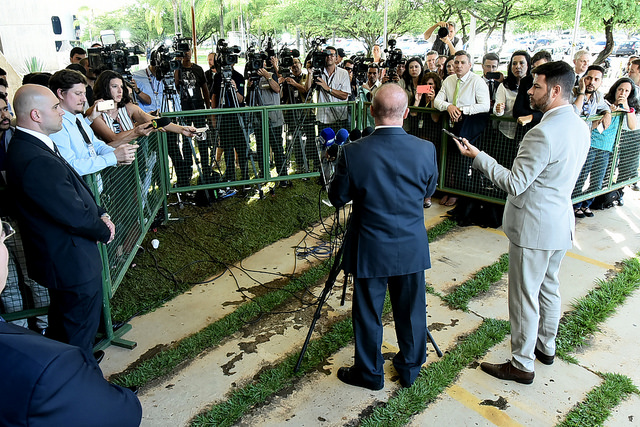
top-left (454, 61), bottom-right (590, 384)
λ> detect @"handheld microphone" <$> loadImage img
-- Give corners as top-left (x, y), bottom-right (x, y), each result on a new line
top-left (146, 116), bottom-right (172, 129)
top-left (349, 128), bottom-right (362, 142)
top-left (319, 127), bottom-right (336, 148)
top-left (335, 128), bottom-right (349, 146)
top-left (327, 128), bottom-right (349, 159)
top-left (362, 126), bottom-right (374, 137)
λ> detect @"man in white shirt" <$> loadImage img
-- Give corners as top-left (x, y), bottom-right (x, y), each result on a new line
top-left (306, 46), bottom-right (351, 133)
top-left (48, 69), bottom-right (137, 176)
top-left (434, 50), bottom-right (490, 200)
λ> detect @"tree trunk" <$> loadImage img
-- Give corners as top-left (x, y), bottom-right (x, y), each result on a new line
top-left (593, 17), bottom-right (614, 65)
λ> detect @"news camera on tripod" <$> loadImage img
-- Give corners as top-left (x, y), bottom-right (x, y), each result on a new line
top-left (210, 39), bottom-right (253, 185)
top-left (304, 43), bottom-right (351, 134)
top-left (245, 44), bottom-right (288, 185)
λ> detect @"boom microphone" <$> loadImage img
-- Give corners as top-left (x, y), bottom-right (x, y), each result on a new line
top-left (147, 116), bottom-right (172, 129)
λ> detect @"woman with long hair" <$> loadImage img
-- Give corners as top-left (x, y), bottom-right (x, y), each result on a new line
top-left (90, 70), bottom-right (195, 147)
top-left (494, 50), bottom-right (531, 140)
top-left (573, 77), bottom-right (638, 217)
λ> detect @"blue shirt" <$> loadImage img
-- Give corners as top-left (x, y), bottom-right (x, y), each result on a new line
top-left (50, 109), bottom-right (116, 176)
top-left (131, 67), bottom-right (181, 113)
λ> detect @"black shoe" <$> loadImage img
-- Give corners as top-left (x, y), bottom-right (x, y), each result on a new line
top-left (534, 347), bottom-right (555, 365)
top-left (278, 180), bottom-right (290, 188)
top-left (574, 208), bottom-right (585, 218)
top-left (93, 350), bottom-right (105, 364)
top-left (480, 361), bottom-right (534, 384)
top-left (337, 367), bottom-right (383, 390)
top-left (583, 207), bottom-right (594, 217)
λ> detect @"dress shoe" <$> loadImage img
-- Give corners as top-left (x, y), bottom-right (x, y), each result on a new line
top-left (480, 361), bottom-right (534, 384)
top-left (337, 367), bottom-right (383, 391)
top-left (534, 347), bottom-right (555, 365)
top-left (93, 350), bottom-right (105, 364)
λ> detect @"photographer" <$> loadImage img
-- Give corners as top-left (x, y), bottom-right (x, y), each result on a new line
top-left (305, 46), bottom-right (351, 133)
top-left (210, 52), bottom-right (249, 183)
top-left (248, 57), bottom-right (287, 182)
top-left (423, 21), bottom-right (462, 56)
top-left (281, 57), bottom-right (317, 172)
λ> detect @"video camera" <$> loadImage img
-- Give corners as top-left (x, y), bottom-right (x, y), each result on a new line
top-left (88, 33), bottom-right (143, 80)
top-left (216, 38), bottom-right (241, 82)
top-left (304, 37), bottom-right (329, 80)
top-left (264, 37), bottom-right (277, 71)
top-left (153, 35), bottom-right (192, 79)
top-left (382, 39), bottom-right (403, 81)
top-left (244, 45), bottom-right (268, 81)
top-left (349, 54), bottom-right (373, 84)
top-left (278, 45), bottom-right (300, 79)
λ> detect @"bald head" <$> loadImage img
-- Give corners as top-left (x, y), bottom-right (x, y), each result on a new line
top-left (371, 83), bottom-right (409, 125)
top-left (14, 84), bottom-right (64, 135)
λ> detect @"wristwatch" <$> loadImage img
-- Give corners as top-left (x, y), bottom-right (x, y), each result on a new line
top-left (135, 88), bottom-right (141, 94)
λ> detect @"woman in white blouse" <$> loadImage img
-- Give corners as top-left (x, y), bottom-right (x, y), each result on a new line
top-left (493, 50), bottom-right (531, 140)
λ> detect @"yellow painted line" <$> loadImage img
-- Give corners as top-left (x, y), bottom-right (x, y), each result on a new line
top-left (446, 384), bottom-right (525, 427)
top-left (565, 251), bottom-right (617, 271)
top-left (424, 215), bottom-right (446, 229)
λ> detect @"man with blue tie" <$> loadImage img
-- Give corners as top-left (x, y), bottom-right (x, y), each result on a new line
top-left (329, 84), bottom-right (438, 390)
top-left (454, 61), bottom-right (590, 384)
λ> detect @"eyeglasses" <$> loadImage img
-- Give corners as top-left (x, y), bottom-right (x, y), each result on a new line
top-left (344, 68), bottom-right (354, 71)
top-left (1, 221), bottom-right (15, 241)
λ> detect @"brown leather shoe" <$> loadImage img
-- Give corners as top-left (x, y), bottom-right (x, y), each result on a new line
top-left (534, 347), bottom-right (555, 365)
top-left (480, 361), bottom-right (534, 384)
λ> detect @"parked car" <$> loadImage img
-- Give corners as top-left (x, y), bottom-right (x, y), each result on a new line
top-left (614, 41), bottom-right (640, 57)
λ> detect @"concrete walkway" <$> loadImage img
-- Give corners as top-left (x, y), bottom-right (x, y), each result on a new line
top-left (104, 190), bottom-right (640, 426)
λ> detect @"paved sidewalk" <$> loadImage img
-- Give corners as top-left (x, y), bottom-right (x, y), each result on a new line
top-left (105, 190), bottom-right (640, 426)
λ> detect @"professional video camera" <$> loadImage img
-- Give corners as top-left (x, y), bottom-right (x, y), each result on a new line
top-left (88, 35), bottom-right (143, 79)
top-left (153, 34), bottom-right (192, 79)
top-left (382, 39), bottom-right (403, 81)
top-left (244, 45), bottom-right (268, 81)
top-left (278, 45), bottom-right (300, 79)
top-left (264, 37), bottom-right (277, 71)
top-left (216, 38), bottom-right (241, 82)
top-left (349, 54), bottom-right (373, 84)
top-left (304, 37), bottom-right (329, 80)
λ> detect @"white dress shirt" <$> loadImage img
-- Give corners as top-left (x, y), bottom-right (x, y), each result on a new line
top-left (434, 71), bottom-right (490, 115)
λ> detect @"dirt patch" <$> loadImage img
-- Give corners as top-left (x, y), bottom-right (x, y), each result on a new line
top-left (480, 396), bottom-right (509, 410)
top-left (107, 342), bottom-right (172, 382)
top-left (429, 318), bottom-right (460, 331)
top-left (221, 352), bottom-right (244, 375)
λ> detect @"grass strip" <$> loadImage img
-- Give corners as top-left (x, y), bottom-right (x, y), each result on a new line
top-left (556, 256), bottom-right (640, 360)
top-left (111, 260), bottom-right (332, 387)
top-left (112, 217), bottom-right (457, 388)
top-left (558, 372), bottom-right (639, 427)
top-left (442, 253), bottom-right (509, 311)
top-left (359, 318), bottom-right (510, 427)
top-left (427, 218), bottom-right (457, 242)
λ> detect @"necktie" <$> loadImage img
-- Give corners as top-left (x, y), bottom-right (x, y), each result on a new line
top-left (452, 78), bottom-right (461, 106)
top-left (76, 117), bottom-right (92, 145)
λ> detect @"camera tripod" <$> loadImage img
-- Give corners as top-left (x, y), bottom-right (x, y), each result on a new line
top-left (216, 70), bottom-right (263, 198)
top-left (294, 210), bottom-right (443, 373)
top-left (281, 75), bottom-right (319, 175)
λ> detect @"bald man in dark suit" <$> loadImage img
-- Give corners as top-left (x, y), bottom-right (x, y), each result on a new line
top-left (329, 84), bottom-right (438, 390)
top-left (6, 84), bottom-right (115, 363)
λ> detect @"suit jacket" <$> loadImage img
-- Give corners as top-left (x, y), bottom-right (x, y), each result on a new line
top-left (0, 321), bottom-right (142, 427)
top-left (473, 105), bottom-right (590, 250)
top-left (328, 127), bottom-right (438, 278)
top-left (6, 129), bottom-right (110, 288)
